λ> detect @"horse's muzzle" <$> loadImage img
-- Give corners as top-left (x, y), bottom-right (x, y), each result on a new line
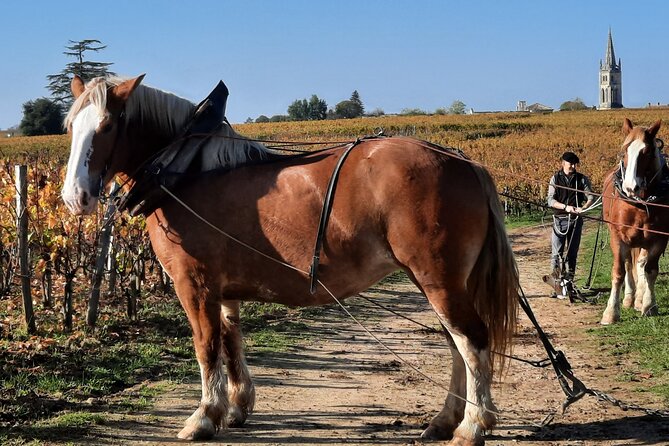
top-left (62, 187), bottom-right (99, 215)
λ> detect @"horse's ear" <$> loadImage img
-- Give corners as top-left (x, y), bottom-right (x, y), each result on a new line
top-left (111, 74), bottom-right (146, 103)
top-left (648, 120), bottom-right (662, 139)
top-left (71, 75), bottom-right (85, 99)
top-left (623, 118), bottom-right (634, 135)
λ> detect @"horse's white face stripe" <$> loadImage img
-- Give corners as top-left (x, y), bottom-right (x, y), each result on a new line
top-left (622, 139), bottom-right (645, 196)
top-left (62, 104), bottom-right (103, 215)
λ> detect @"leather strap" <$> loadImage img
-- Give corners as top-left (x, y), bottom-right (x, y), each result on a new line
top-left (309, 137), bottom-right (367, 294)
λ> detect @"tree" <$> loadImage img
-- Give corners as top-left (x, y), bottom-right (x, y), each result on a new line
top-left (350, 90), bottom-right (364, 116)
top-left (255, 115), bottom-right (270, 123)
top-left (19, 98), bottom-right (64, 136)
top-left (448, 100), bottom-right (466, 115)
top-left (559, 97), bottom-right (589, 111)
top-left (287, 95), bottom-right (328, 121)
top-left (308, 95), bottom-right (327, 120)
top-left (287, 99), bottom-right (308, 121)
top-left (399, 107), bottom-right (427, 116)
top-left (334, 91), bottom-right (364, 119)
top-left (46, 39), bottom-right (115, 108)
top-left (367, 108), bottom-right (385, 117)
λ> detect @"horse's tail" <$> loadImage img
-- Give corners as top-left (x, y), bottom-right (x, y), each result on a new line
top-left (468, 164), bottom-right (519, 374)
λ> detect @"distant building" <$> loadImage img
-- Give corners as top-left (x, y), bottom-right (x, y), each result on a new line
top-left (599, 28), bottom-right (623, 109)
top-left (516, 100), bottom-right (527, 112)
top-left (526, 103), bottom-right (553, 113)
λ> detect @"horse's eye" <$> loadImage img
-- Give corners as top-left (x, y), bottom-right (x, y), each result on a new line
top-left (100, 123), bottom-right (113, 134)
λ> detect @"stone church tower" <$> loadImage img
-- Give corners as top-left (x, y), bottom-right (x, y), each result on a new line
top-left (599, 29), bottom-right (623, 109)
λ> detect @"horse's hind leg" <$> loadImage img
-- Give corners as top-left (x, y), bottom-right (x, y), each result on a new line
top-left (422, 288), bottom-right (495, 446)
top-left (421, 327), bottom-right (466, 441)
top-left (221, 301), bottom-right (255, 427)
top-left (601, 238), bottom-right (630, 325)
top-left (622, 251), bottom-right (636, 308)
top-left (637, 242), bottom-right (666, 316)
top-left (633, 249), bottom-right (649, 311)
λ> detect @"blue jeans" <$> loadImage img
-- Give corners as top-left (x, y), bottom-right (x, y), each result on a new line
top-left (551, 215), bottom-right (583, 277)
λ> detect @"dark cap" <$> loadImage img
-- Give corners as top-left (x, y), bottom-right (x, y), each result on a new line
top-left (561, 151), bottom-right (580, 164)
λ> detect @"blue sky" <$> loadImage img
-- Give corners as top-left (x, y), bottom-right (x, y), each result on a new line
top-left (1, 0), bottom-right (668, 128)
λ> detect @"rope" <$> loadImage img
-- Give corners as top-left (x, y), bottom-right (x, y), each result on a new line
top-left (499, 191), bottom-right (669, 238)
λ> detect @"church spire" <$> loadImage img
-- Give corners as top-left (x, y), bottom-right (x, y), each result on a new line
top-left (605, 27), bottom-right (617, 68)
top-left (599, 28), bottom-right (623, 109)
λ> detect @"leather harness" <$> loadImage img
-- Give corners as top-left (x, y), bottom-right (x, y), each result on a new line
top-left (117, 81), bottom-right (231, 216)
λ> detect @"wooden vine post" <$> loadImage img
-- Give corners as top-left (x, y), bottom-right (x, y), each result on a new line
top-left (87, 183), bottom-right (118, 328)
top-left (15, 165), bottom-right (36, 334)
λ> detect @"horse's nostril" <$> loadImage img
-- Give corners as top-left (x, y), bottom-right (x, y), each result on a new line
top-left (82, 191), bottom-right (89, 206)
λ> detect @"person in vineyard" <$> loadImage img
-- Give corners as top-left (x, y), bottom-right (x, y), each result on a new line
top-left (546, 151), bottom-right (594, 298)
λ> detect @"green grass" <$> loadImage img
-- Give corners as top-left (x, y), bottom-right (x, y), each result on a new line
top-left (504, 210), bottom-right (547, 230)
top-left (0, 292), bottom-right (319, 434)
top-left (578, 223), bottom-right (669, 403)
top-left (39, 412), bottom-right (105, 428)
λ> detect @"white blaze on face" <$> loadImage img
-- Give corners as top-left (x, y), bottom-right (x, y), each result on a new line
top-left (622, 139), bottom-right (646, 197)
top-left (62, 104), bottom-right (103, 215)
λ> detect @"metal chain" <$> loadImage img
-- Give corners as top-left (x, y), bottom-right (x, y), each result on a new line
top-left (586, 388), bottom-right (669, 418)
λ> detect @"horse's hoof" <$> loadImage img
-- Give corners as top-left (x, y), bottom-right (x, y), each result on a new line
top-left (600, 311), bottom-right (619, 325)
top-left (177, 421), bottom-right (216, 441)
top-left (642, 306), bottom-right (659, 317)
top-left (447, 434), bottom-right (485, 446)
top-left (421, 424), bottom-right (454, 441)
top-left (226, 406), bottom-right (247, 428)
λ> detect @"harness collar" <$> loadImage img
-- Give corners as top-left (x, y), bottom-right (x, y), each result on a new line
top-left (614, 158), bottom-right (669, 206)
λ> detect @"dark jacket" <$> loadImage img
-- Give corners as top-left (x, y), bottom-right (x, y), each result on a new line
top-left (547, 170), bottom-right (593, 215)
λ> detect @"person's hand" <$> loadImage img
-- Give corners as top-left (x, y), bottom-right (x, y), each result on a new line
top-left (574, 207), bottom-right (583, 214)
top-left (565, 205), bottom-right (575, 213)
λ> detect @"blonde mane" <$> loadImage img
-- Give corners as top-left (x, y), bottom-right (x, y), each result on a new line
top-left (65, 76), bottom-right (268, 169)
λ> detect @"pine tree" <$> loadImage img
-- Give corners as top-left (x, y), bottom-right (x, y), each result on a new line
top-left (46, 40), bottom-right (115, 108)
top-left (350, 90), bottom-right (364, 116)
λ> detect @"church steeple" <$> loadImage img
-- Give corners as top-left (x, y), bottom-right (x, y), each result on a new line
top-left (599, 28), bottom-right (623, 109)
top-left (602, 28), bottom-right (620, 70)
top-left (605, 28), bottom-right (617, 68)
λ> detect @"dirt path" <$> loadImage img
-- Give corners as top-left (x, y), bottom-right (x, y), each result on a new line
top-left (90, 223), bottom-right (669, 445)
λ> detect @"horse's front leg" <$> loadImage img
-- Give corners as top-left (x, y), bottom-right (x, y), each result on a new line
top-left (601, 238), bottom-right (630, 325)
top-left (177, 286), bottom-right (228, 440)
top-left (221, 301), bottom-right (255, 427)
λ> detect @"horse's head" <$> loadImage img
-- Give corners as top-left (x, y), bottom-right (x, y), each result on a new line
top-left (62, 74), bottom-right (145, 215)
top-left (621, 118), bottom-right (662, 199)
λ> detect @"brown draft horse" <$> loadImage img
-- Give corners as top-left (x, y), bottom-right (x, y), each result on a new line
top-left (601, 118), bottom-right (665, 325)
top-left (62, 75), bottom-right (519, 445)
